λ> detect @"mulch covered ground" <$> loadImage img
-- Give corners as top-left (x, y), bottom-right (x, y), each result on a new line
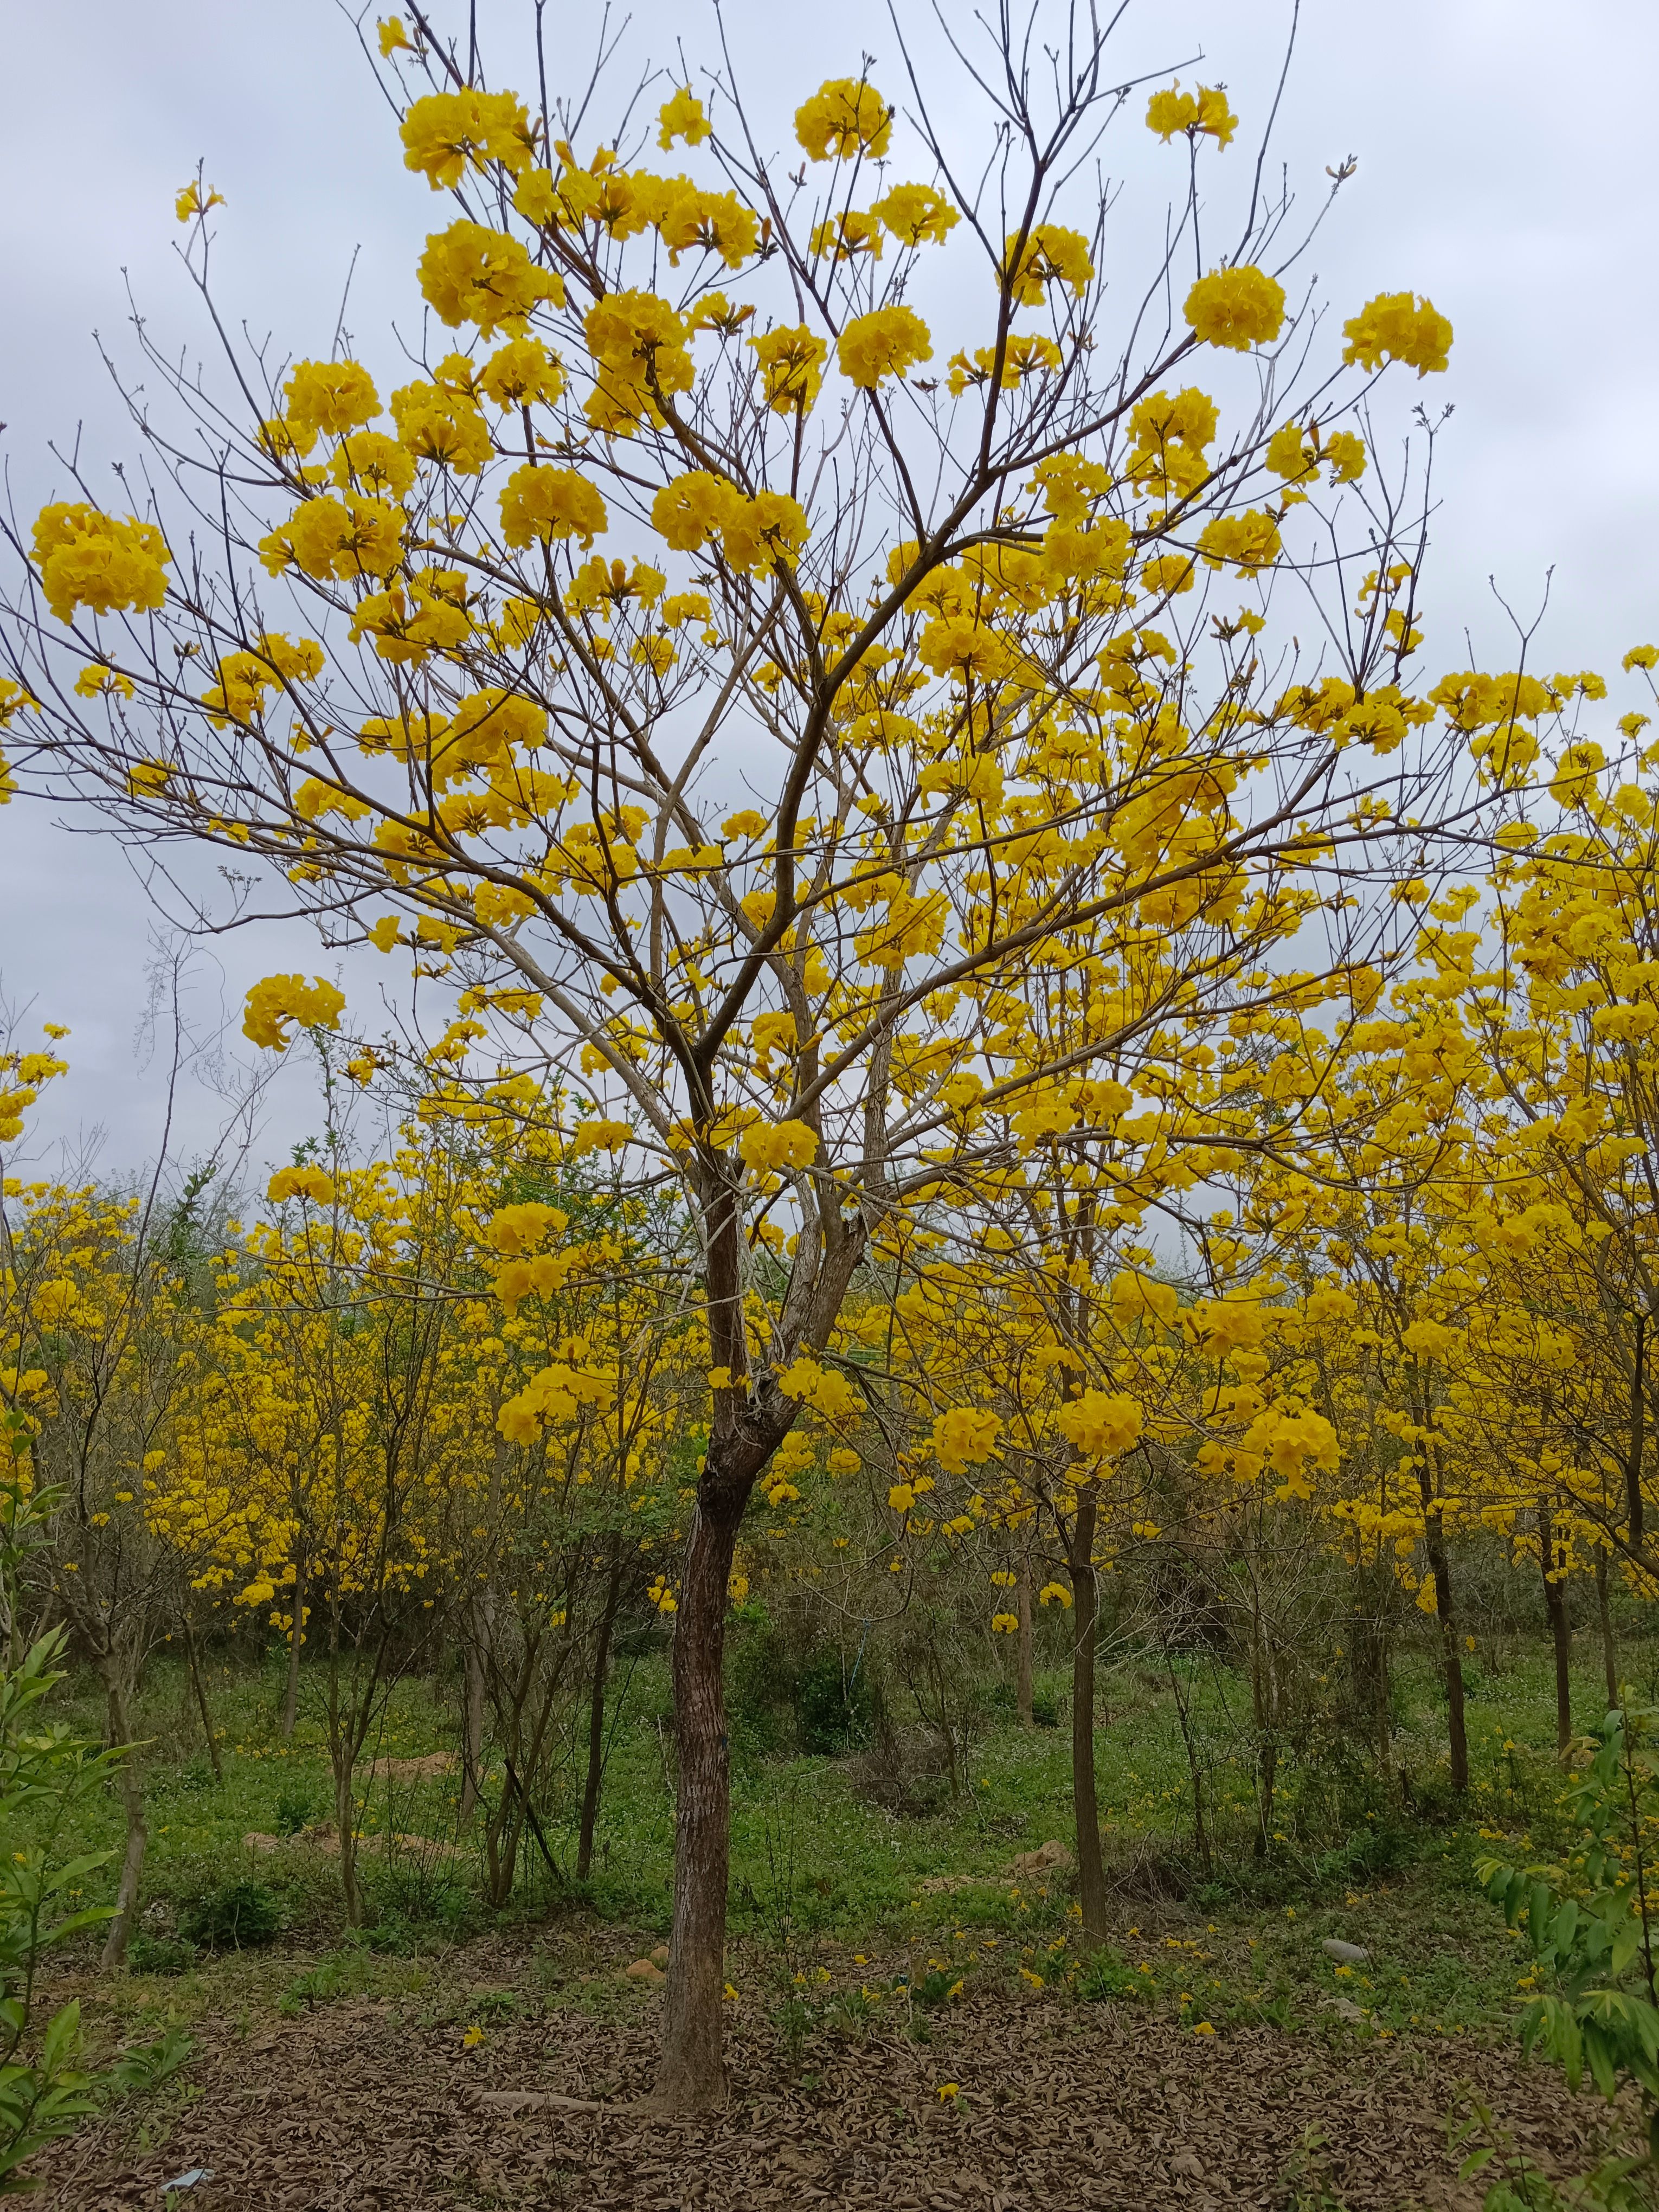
top-left (35, 1934), bottom-right (1626, 2211)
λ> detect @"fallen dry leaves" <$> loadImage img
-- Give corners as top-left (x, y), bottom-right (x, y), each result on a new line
top-left (32, 1929), bottom-right (1631, 2211)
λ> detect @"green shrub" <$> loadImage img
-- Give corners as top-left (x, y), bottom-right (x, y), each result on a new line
top-left (1075, 1946), bottom-right (1147, 2003)
top-left (2, 1480), bottom-right (124, 2185)
top-left (794, 1649), bottom-right (873, 1755)
top-left (178, 1879), bottom-right (281, 1950)
top-left (125, 1932), bottom-right (195, 1977)
top-left (273, 1784), bottom-right (316, 1837)
top-left (110, 2029), bottom-right (195, 2097)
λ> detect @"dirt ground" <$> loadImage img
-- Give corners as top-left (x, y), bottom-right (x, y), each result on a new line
top-left (36, 1933), bottom-right (1626, 2211)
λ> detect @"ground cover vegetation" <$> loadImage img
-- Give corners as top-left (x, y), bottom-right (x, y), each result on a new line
top-left (0, 0), bottom-right (1657, 2199)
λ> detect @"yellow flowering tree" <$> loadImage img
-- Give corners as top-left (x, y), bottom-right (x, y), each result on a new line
top-left (2, 3), bottom-right (1509, 2104)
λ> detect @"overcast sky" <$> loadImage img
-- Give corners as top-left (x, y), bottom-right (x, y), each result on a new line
top-left (1, 0), bottom-right (1655, 1184)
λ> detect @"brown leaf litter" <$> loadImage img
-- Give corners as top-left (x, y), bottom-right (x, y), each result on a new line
top-left (32, 1931), bottom-right (1632, 2210)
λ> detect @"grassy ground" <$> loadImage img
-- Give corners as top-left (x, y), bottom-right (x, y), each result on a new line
top-left (31, 1628), bottom-right (1636, 2040)
top-left (20, 1628), bottom-right (1650, 2201)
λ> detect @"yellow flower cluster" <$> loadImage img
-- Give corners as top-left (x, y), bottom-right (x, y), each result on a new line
top-left (348, 569), bottom-right (473, 663)
top-left (947, 334), bottom-right (1062, 395)
top-left (1184, 266), bottom-right (1286, 351)
top-left (1341, 291), bottom-right (1454, 377)
top-left (514, 162), bottom-right (757, 271)
top-left (1144, 82), bottom-right (1237, 147)
top-left (400, 89), bottom-right (537, 188)
top-left (267, 1164), bottom-right (336, 1205)
top-left (650, 473), bottom-right (809, 574)
top-left (1265, 420), bottom-right (1367, 487)
top-left (737, 1119), bottom-right (819, 1173)
top-left (838, 306), bottom-right (933, 390)
top-left (0, 1030), bottom-right (69, 1144)
top-left (1197, 508), bottom-right (1283, 574)
top-left (418, 220), bottom-right (564, 337)
top-left (749, 325), bottom-right (828, 415)
top-left (200, 633), bottom-right (325, 724)
top-left (390, 377), bottom-right (492, 473)
top-left (241, 974), bottom-right (346, 1052)
top-left (30, 504), bottom-right (170, 625)
top-left (497, 1358), bottom-right (613, 1442)
top-left (584, 289), bottom-right (696, 434)
top-left (933, 1406), bottom-right (1001, 1473)
top-left (330, 430), bottom-right (416, 500)
top-left (1002, 224), bottom-right (1094, 307)
top-left (870, 183), bottom-right (959, 247)
top-left (1055, 1389), bottom-right (1143, 1461)
top-left (657, 87), bottom-right (711, 150)
top-left (477, 337), bottom-right (564, 409)
top-left (283, 359), bottom-right (380, 451)
top-left (173, 179), bottom-right (225, 222)
top-left (497, 465), bottom-right (608, 550)
top-left (794, 77), bottom-right (892, 162)
top-left (258, 493), bottom-right (404, 582)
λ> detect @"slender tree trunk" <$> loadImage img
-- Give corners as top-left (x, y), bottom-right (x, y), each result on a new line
top-left (1067, 1487), bottom-right (1108, 1944)
top-left (1165, 1651), bottom-right (1213, 1874)
top-left (577, 1559), bottom-right (625, 1881)
top-left (1419, 1478), bottom-right (1469, 1791)
top-left (182, 1617), bottom-right (222, 1784)
top-left (333, 1745), bottom-right (361, 1928)
top-left (1539, 1506), bottom-right (1573, 1755)
top-left (281, 1552), bottom-right (306, 1739)
top-left (1596, 1553), bottom-right (1619, 1711)
top-left (460, 1590), bottom-right (492, 1821)
top-left (462, 1444), bottom-right (506, 1819)
top-left (1250, 1617), bottom-right (1276, 1856)
top-left (99, 1654), bottom-right (148, 1970)
top-left (657, 1482), bottom-right (744, 2111)
top-left (1351, 1562), bottom-right (1394, 1777)
top-left (1015, 1555), bottom-right (1034, 1728)
top-left (324, 1600), bottom-right (363, 1927)
top-left (1629, 1310), bottom-right (1648, 1548)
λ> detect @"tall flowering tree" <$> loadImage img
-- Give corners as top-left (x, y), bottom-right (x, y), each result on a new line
top-left (1, 3), bottom-right (1490, 2102)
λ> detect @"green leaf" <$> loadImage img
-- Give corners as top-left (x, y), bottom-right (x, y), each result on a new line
top-left (1583, 2017), bottom-right (1618, 2102)
top-left (37, 2001), bottom-right (80, 2081)
top-left (1529, 1882), bottom-right (1552, 1953)
top-left (1611, 1917), bottom-right (1644, 1979)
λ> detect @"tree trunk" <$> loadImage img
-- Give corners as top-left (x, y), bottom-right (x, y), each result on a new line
top-left (1628, 1309), bottom-right (1648, 1548)
top-left (460, 1590), bottom-right (491, 1821)
top-left (577, 1559), bottom-right (625, 1882)
top-left (1066, 1486), bottom-right (1108, 1944)
top-left (653, 1148), bottom-right (862, 2112)
top-left (1539, 1506), bottom-right (1573, 1754)
top-left (1420, 1500), bottom-right (1469, 1792)
top-left (1165, 1651), bottom-right (1213, 1874)
top-left (1250, 1622), bottom-right (1276, 1856)
top-left (281, 1553), bottom-right (305, 1738)
top-left (1350, 1564), bottom-right (1394, 1777)
top-left (462, 1444), bottom-right (506, 1819)
top-left (656, 1483), bottom-right (744, 2111)
top-left (1596, 1553), bottom-right (1619, 1711)
top-left (333, 1747), bottom-right (362, 1927)
top-left (1015, 1556), bottom-right (1034, 1728)
top-left (98, 1654), bottom-right (148, 1970)
top-left (183, 1617), bottom-right (222, 1783)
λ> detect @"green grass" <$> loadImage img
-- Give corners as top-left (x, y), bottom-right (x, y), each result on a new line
top-left (27, 1624), bottom-right (1642, 2063)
